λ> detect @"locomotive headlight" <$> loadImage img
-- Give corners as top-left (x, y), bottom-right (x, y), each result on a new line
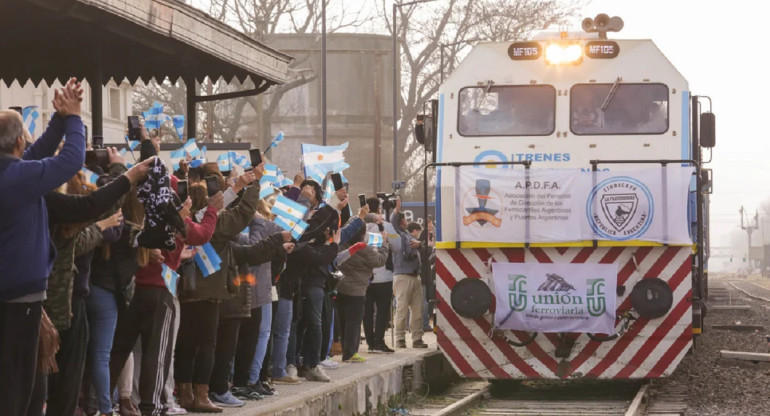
top-left (544, 43), bottom-right (583, 65)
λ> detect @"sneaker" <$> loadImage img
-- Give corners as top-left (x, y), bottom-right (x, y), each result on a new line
top-left (232, 386), bottom-right (262, 401)
top-left (319, 358), bottom-right (339, 369)
top-left (286, 364), bottom-right (298, 378)
top-left (165, 404), bottom-right (188, 415)
top-left (343, 353), bottom-right (367, 363)
top-left (273, 375), bottom-right (301, 384)
top-left (396, 340), bottom-right (407, 348)
top-left (412, 339), bottom-right (429, 349)
top-left (304, 366), bottom-right (331, 382)
top-left (423, 326), bottom-right (433, 332)
top-left (251, 382), bottom-right (274, 396)
top-left (210, 390), bottom-right (245, 408)
top-left (261, 381), bottom-right (277, 395)
top-left (376, 343), bottom-right (395, 353)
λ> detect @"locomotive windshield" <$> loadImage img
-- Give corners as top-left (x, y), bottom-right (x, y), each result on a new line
top-left (458, 85), bottom-right (555, 136)
top-left (570, 83), bottom-right (669, 135)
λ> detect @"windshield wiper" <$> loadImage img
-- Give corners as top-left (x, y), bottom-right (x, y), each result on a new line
top-left (601, 77), bottom-right (622, 111)
top-left (473, 80), bottom-right (494, 112)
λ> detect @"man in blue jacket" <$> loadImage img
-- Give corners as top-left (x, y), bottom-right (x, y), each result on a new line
top-left (0, 78), bottom-right (85, 416)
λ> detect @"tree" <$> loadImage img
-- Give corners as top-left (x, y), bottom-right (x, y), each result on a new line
top-left (382, 0), bottom-right (582, 198)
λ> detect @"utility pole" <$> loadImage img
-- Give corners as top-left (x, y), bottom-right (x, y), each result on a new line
top-left (740, 206), bottom-right (759, 268)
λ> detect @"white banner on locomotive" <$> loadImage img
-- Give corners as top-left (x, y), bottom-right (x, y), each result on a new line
top-left (456, 166), bottom-right (694, 244)
top-left (492, 262), bottom-right (618, 334)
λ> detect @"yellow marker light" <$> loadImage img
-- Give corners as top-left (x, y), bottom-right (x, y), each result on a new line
top-left (544, 43), bottom-right (583, 65)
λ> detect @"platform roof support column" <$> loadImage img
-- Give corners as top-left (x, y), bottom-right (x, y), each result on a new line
top-left (90, 66), bottom-right (103, 141)
top-left (186, 76), bottom-right (197, 140)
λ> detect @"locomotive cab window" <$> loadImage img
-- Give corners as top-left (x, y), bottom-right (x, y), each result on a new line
top-left (570, 83), bottom-right (669, 135)
top-left (458, 85), bottom-right (555, 136)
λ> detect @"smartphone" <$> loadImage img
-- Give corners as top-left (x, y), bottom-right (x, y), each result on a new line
top-left (205, 176), bottom-right (219, 197)
top-left (358, 194), bottom-right (367, 209)
top-left (331, 172), bottom-right (344, 191)
top-left (92, 135), bottom-right (103, 149)
top-left (127, 116), bottom-right (142, 141)
top-left (249, 148), bottom-right (262, 168)
top-left (177, 180), bottom-right (189, 202)
top-left (85, 149), bottom-right (109, 170)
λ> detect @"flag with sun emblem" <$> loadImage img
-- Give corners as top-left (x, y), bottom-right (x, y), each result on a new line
top-left (300, 142), bottom-right (350, 184)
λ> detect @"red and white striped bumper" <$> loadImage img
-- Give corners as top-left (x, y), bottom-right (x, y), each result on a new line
top-left (436, 246), bottom-right (693, 379)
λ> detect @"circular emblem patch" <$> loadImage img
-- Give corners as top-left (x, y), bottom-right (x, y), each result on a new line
top-left (586, 176), bottom-right (654, 240)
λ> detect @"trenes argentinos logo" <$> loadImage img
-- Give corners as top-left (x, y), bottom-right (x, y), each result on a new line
top-left (586, 176), bottom-right (654, 240)
top-left (462, 179), bottom-right (503, 227)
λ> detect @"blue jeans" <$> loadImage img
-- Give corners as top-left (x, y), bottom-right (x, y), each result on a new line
top-left (271, 298), bottom-right (292, 378)
top-left (85, 285), bottom-right (118, 414)
top-left (249, 304), bottom-right (272, 384)
top-left (301, 286), bottom-right (324, 369)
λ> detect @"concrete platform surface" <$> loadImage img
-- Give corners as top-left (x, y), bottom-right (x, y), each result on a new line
top-left (219, 332), bottom-right (440, 416)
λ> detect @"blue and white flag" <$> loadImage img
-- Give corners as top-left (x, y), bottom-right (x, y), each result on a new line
top-left (190, 158), bottom-right (205, 168)
top-left (366, 232), bottom-right (384, 248)
top-left (291, 220), bottom-right (309, 240)
top-left (200, 145), bottom-right (207, 157)
top-left (275, 169), bottom-right (294, 189)
top-left (268, 131), bottom-right (284, 149)
top-left (259, 185), bottom-right (277, 200)
top-left (162, 263), bottom-right (180, 296)
top-left (216, 153), bottom-right (232, 172)
top-left (262, 164), bottom-right (278, 182)
top-left (170, 148), bottom-right (186, 172)
top-left (22, 106), bottom-right (39, 135)
top-left (173, 115), bottom-right (185, 141)
top-left (81, 167), bottom-right (99, 184)
top-left (323, 177), bottom-right (335, 204)
top-left (128, 140), bottom-right (140, 151)
top-left (229, 151), bottom-right (250, 169)
top-left (144, 102), bottom-right (169, 130)
top-left (194, 243), bottom-right (222, 278)
top-left (183, 138), bottom-right (200, 158)
top-left (272, 195), bottom-right (307, 225)
top-left (301, 142), bottom-right (350, 183)
top-left (119, 148), bottom-right (128, 156)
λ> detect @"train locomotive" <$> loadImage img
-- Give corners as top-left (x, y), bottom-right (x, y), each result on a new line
top-left (415, 14), bottom-right (715, 379)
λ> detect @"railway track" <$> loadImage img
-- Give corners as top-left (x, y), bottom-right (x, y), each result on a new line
top-left (412, 379), bottom-right (656, 416)
top-left (725, 279), bottom-right (770, 302)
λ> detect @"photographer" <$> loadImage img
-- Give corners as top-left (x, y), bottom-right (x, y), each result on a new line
top-left (389, 198), bottom-right (427, 349)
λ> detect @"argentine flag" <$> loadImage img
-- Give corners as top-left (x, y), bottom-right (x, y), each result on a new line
top-left (162, 264), bottom-right (180, 296)
top-left (229, 151), bottom-right (250, 169)
top-left (272, 195), bottom-right (307, 224)
top-left (291, 220), bottom-right (309, 240)
top-left (366, 233), bottom-right (384, 248)
top-left (217, 153), bottom-right (232, 172)
top-left (269, 131), bottom-right (284, 149)
top-left (190, 158), bottom-right (205, 168)
top-left (262, 164), bottom-right (278, 182)
top-left (81, 167), bottom-right (99, 184)
top-left (301, 142), bottom-right (350, 183)
top-left (183, 139), bottom-right (200, 158)
top-left (22, 106), bottom-right (39, 135)
top-left (170, 148), bottom-right (185, 171)
top-left (173, 115), bottom-right (185, 140)
top-left (144, 102), bottom-right (168, 130)
top-left (259, 185), bottom-right (277, 200)
top-left (194, 243), bottom-right (222, 278)
top-left (128, 140), bottom-right (140, 151)
top-left (323, 177), bottom-right (335, 204)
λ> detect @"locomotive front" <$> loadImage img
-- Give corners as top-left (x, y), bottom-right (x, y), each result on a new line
top-left (422, 15), bottom-right (715, 379)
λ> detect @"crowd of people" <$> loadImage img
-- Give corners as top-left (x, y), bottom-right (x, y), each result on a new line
top-left (0, 78), bottom-right (437, 416)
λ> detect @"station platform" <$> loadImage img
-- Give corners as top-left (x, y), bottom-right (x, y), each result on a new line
top-left (221, 332), bottom-right (446, 416)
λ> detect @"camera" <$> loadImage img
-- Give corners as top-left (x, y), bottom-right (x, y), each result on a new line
top-left (377, 192), bottom-right (398, 211)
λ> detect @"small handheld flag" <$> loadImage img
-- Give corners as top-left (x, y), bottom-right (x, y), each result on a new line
top-left (170, 148), bottom-right (186, 172)
top-left (22, 106), bottom-right (39, 135)
top-left (194, 243), bottom-right (222, 278)
top-left (162, 263), bottom-right (180, 296)
top-left (366, 233), bottom-right (384, 248)
top-left (173, 115), bottom-right (185, 141)
top-left (183, 138), bottom-right (200, 158)
top-left (268, 131), bottom-right (284, 150)
top-left (216, 153), bottom-right (232, 172)
top-left (271, 195), bottom-right (308, 224)
top-left (229, 151), bottom-right (250, 169)
top-left (301, 142), bottom-right (350, 184)
top-left (81, 167), bottom-right (99, 184)
top-left (262, 164), bottom-right (279, 182)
